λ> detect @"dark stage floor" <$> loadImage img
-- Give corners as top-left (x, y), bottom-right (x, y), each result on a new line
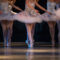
top-left (0, 46), bottom-right (60, 60)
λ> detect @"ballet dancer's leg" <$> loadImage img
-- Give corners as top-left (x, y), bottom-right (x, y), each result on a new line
top-left (25, 24), bottom-right (34, 48)
top-left (6, 21), bottom-right (13, 46)
top-left (26, 24), bottom-right (35, 44)
top-left (31, 24), bottom-right (35, 43)
top-left (1, 20), bottom-right (13, 47)
top-left (1, 20), bottom-right (7, 46)
top-left (48, 21), bottom-right (56, 47)
top-left (25, 24), bottom-right (29, 44)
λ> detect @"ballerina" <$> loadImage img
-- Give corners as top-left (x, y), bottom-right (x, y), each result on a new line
top-left (54, 0), bottom-right (60, 47)
top-left (47, 0), bottom-right (56, 47)
top-left (42, 0), bottom-right (60, 47)
top-left (0, 0), bottom-right (22, 47)
top-left (42, 0), bottom-right (57, 47)
top-left (13, 0), bottom-right (51, 48)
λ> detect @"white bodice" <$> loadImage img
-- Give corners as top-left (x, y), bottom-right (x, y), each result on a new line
top-left (47, 1), bottom-right (56, 13)
top-left (25, 1), bottom-right (35, 14)
top-left (0, 2), bottom-right (12, 14)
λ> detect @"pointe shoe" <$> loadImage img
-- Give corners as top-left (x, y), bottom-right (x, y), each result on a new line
top-left (7, 43), bottom-right (11, 47)
top-left (28, 41), bottom-right (34, 48)
top-left (28, 43), bottom-right (34, 48)
top-left (25, 40), bottom-right (31, 48)
top-left (25, 40), bottom-right (34, 48)
top-left (28, 44), bottom-right (33, 48)
top-left (25, 40), bottom-right (28, 44)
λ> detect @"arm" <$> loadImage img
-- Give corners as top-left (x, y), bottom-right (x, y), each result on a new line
top-left (35, 1), bottom-right (51, 14)
top-left (9, 2), bottom-right (23, 11)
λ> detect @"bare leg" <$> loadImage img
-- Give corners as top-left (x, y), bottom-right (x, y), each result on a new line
top-left (48, 21), bottom-right (56, 47)
top-left (25, 24), bottom-right (34, 48)
top-left (1, 21), bottom-right (7, 46)
top-left (1, 21), bottom-right (13, 47)
top-left (25, 24), bottom-right (29, 44)
top-left (31, 24), bottom-right (35, 42)
top-left (7, 21), bottom-right (13, 46)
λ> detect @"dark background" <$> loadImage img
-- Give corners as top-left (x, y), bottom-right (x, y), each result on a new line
top-left (0, 0), bottom-right (58, 43)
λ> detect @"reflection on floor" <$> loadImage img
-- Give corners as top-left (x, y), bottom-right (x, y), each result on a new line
top-left (0, 47), bottom-right (60, 60)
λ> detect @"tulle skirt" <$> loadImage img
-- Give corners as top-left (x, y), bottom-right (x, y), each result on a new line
top-left (1, 10), bottom-right (60, 23)
top-left (13, 11), bottom-right (60, 23)
top-left (42, 8), bottom-right (60, 22)
top-left (42, 12), bottom-right (60, 22)
top-left (54, 8), bottom-right (60, 19)
top-left (13, 11), bottom-right (43, 23)
top-left (0, 11), bottom-right (16, 21)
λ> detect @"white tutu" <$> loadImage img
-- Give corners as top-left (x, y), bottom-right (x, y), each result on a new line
top-left (54, 8), bottom-right (60, 19)
top-left (0, 11), bottom-right (16, 21)
top-left (13, 11), bottom-right (43, 23)
top-left (42, 13), bottom-right (59, 22)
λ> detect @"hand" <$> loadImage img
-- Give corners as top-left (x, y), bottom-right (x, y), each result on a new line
top-left (35, 10), bottom-right (39, 13)
top-left (47, 11), bottom-right (52, 15)
top-left (20, 9), bottom-right (23, 12)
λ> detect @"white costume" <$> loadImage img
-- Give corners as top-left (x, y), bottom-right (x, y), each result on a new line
top-left (0, 2), bottom-right (15, 20)
top-left (55, 3), bottom-right (60, 46)
top-left (47, 1), bottom-right (56, 13)
top-left (42, 1), bottom-right (60, 21)
top-left (54, 3), bottom-right (60, 19)
top-left (13, 1), bottom-right (45, 23)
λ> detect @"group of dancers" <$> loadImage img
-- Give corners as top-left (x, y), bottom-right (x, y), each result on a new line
top-left (0, 0), bottom-right (60, 48)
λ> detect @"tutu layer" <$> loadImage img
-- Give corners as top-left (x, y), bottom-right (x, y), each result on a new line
top-left (42, 13), bottom-right (59, 22)
top-left (13, 11), bottom-right (43, 23)
top-left (0, 10), bottom-right (60, 22)
top-left (54, 8), bottom-right (60, 19)
top-left (0, 11), bottom-right (16, 21)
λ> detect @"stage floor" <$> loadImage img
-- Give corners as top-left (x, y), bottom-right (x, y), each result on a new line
top-left (0, 47), bottom-right (60, 60)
